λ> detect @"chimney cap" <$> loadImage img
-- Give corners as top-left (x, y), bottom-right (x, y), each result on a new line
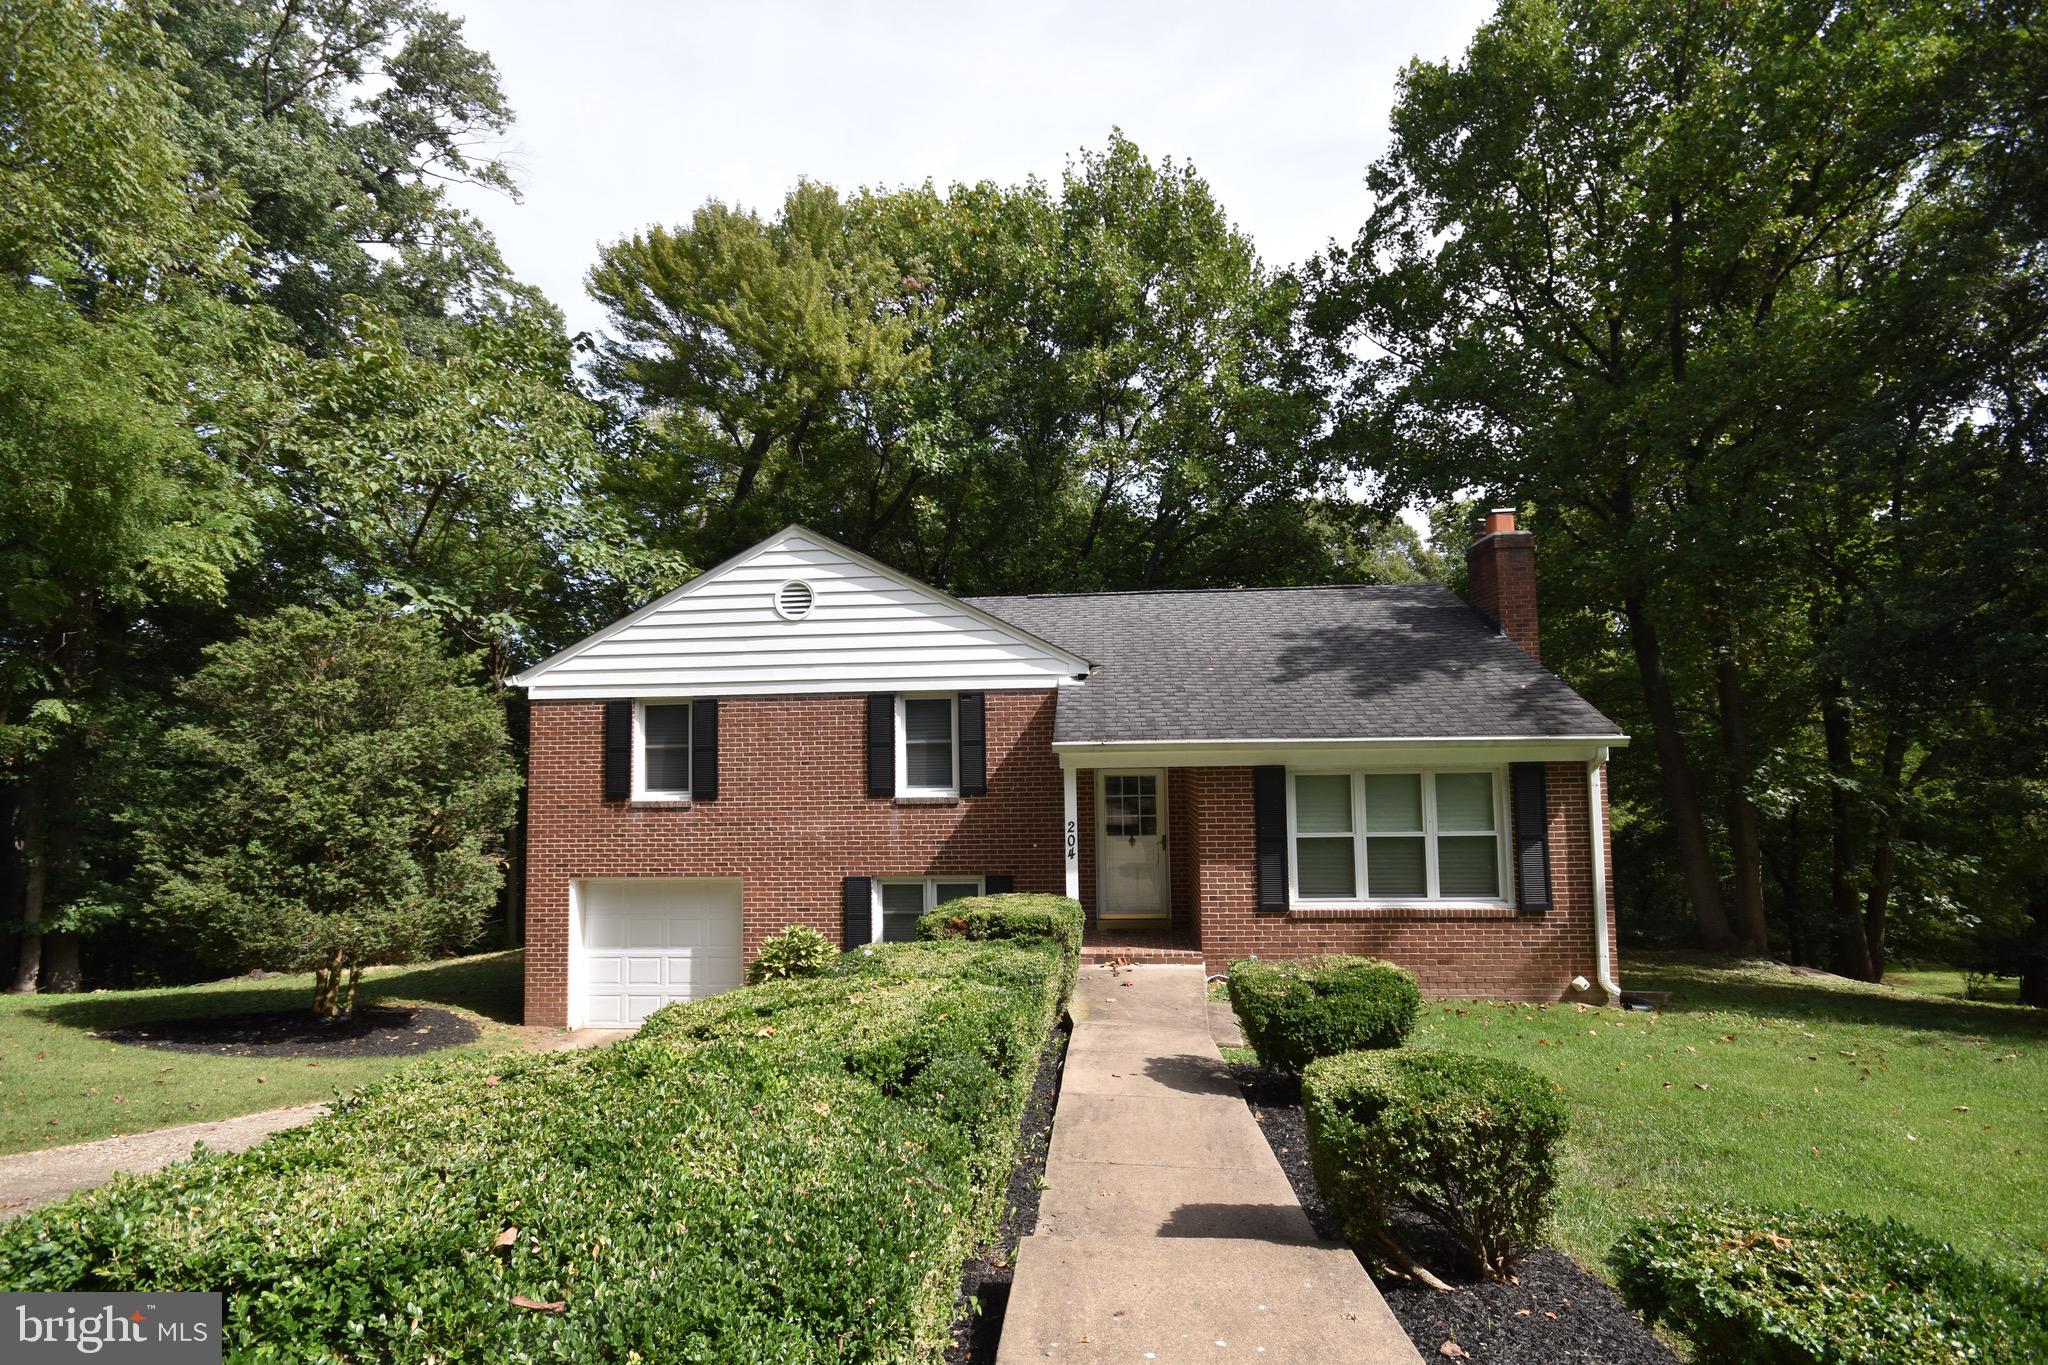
top-left (1483, 508), bottom-right (1519, 535)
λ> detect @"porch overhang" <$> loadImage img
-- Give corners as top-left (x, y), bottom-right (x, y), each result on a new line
top-left (1052, 734), bottom-right (1627, 771)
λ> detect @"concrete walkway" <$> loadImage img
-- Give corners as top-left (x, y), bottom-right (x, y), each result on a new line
top-left (999, 964), bottom-right (1420, 1364)
top-left (0, 1103), bottom-right (329, 1224)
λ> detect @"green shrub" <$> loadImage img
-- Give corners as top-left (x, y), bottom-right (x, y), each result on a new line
top-left (1226, 955), bottom-right (1421, 1070)
top-left (1303, 1048), bottom-right (1567, 1280)
top-left (0, 940), bottom-right (1068, 1362)
top-left (917, 892), bottom-right (1085, 1006)
top-left (1609, 1203), bottom-right (2048, 1364)
top-left (744, 923), bottom-right (835, 983)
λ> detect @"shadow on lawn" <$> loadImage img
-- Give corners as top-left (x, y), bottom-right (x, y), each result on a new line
top-left (1631, 952), bottom-right (2048, 1044)
top-left (24, 951), bottom-right (525, 1033)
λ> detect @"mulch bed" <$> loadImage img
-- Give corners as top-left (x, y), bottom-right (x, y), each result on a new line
top-left (1232, 1065), bottom-right (1678, 1365)
top-left (101, 1005), bottom-right (479, 1058)
top-left (945, 1019), bottom-right (1070, 1365)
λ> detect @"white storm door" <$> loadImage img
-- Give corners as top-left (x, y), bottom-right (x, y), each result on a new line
top-left (1098, 771), bottom-right (1168, 920)
top-left (580, 878), bottom-right (743, 1027)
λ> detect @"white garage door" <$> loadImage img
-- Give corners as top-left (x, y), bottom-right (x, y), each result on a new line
top-left (580, 879), bottom-right (743, 1027)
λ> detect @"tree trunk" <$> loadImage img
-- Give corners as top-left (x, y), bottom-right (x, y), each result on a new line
top-left (1715, 652), bottom-right (1770, 954)
top-left (1860, 728), bottom-right (1908, 983)
top-left (1817, 669), bottom-right (1874, 980)
top-left (41, 932), bottom-right (81, 993)
top-left (8, 785), bottom-right (46, 994)
top-left (1624, 595), bottom-right (1736, 952)
top-left (311, 946), bottom-right (345, 1016)
top-left (2021, 888), bottom-right (2048, 1008)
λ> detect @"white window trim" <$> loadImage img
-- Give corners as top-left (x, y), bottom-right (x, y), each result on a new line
top-left (871, 875), bottom-right (985, 942)
top-left (894, 692), bottom-right (960, 797)
top-left (632, 698), bottom-right (692, 802)
top-left (1284, 767), bottom-right (1511, 908)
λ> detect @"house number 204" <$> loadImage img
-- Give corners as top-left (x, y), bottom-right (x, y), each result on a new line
top-left (1065, 819), bottom-right (1078, 861)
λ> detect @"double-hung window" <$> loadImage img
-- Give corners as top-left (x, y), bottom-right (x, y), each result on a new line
top-left (874, 876), bottom-right (984, 942)
top-left (1289, 770), bottom-right (1505, 903)
top-left (896, 694), bottom-right (958, 796)
top-left (635, 701), bottom-right (692, 800)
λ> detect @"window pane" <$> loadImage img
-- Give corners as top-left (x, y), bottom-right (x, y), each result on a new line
top-left (643, 704), bottom-right (690, 747)
top-left (1294, 774), bottom-right (1352, 833)
top-left (906, 741), bottom-right (953, 789)
top-left (1438, 836), bottom-right (1500, 898)
top-left (903, 698), bottom-right (952, 744)
top-left (880, 883), bottom-right (924, 942)
top-left (1436, 772), bottom-right (1495, 831)
top-left (1364, 774), bottom-right (1423, 832)
top-left (934, 882), bottom-right (980, 907)
top-left (1366, 836), bottom-right (1427, 897)
top-left (645, 745), bottom-right (691, 793)
top-left (1296, 837), bottom-right (1356, 897)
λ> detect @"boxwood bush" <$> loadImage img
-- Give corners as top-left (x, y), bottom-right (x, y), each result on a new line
top-left (1609, 1203), bottom-right (2048, 1364)
top-left (1303, 1048), bottom-right (1567, 1281)
top-left (1226, 955), bottom-right (1421, 1071)
top-left (0, 939), bottom-right (1068, 1362)
top-left (917, 892), bottom-right (1085, 1007)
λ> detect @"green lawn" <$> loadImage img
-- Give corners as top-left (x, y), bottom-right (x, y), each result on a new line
top-left (1403, 952), bottom-right (2048, 1276)
top-left (0, 951), bottom-right (529, 1156)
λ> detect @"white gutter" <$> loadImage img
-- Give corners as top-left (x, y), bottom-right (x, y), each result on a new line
top-left (1587, 756), bottom-right (1621, 1005)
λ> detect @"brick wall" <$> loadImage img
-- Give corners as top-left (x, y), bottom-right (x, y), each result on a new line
top-left (524, 690), bottom-right (1066, 1025)
top-left (1186, 762), bottom-right (1618, 1000)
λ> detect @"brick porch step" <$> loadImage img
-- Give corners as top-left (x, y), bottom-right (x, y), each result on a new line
top-left (1080, 929), bottom-right (1204, 966)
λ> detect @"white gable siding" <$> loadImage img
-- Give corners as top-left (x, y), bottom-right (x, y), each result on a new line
top-left (516, 530), bottom-right (1089, 700)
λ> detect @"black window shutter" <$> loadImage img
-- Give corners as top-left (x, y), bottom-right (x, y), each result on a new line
top-left (842, 875), bottom-right (873, 947)
top-left (690, 698), bottom-right (719, 800)
top-left (1511, 763), bottom-right (1553, 911)
top-left (602, 700), bottom-right (632, 801)
top-left (866, 693), bottom-right (895, 797)
top-left (1253, 765), bottom-right (1287, 911)
top-left (984, 873), bottom-right (1014, 895)
top-left (958, 692), bottom-right (987, 796)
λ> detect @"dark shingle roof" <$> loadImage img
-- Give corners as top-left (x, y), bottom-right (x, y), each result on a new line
top-left (964, 584), bottom-right (1623, 745)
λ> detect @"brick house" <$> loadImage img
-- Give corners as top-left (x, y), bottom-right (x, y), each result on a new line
top-left (511, 513), bottom-right (1626, 1028)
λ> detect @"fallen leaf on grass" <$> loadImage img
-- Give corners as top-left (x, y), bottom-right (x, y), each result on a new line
top-left (509, 1296), bottom-right (565, 1313)
top-left (1695, 1082), bottom-right (1709, 1091)
top-left (1953, 1105), bottom-right (1970, 1112)
top-left (493, 1228), bottom-right (518, 1251)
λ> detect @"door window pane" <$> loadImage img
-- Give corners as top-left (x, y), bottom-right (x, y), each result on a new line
top-left (1438, 836), bottom-right (1500, 898)
top-left (642, 704), bottom-right (691, 792)
top-left (1296, 837), bottom-right (1356, 898)
top-left (1364, 774), bottom-right (1423, 832)
top-left (880, 883), bottom-right (925, 942)
top-left (1105, 774), bottom-right (1158, 836)
top-left (934, 881), bottom-right (981, 907)
top-left (1294, 774), bottom-right (1352, 833)
top-left (903, 698), bottom-right (955, 790)
top-left (1366, 837), bottom-right (1428, 898)
top-left (1435, 772), bottom-right (1495, 831)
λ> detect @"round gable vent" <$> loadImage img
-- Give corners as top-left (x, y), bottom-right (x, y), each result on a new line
top-left (772, 579), bottom-right (815, 621)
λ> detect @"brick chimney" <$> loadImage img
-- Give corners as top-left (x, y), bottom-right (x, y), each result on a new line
top-left (1466, 508), bottom-right (1539, 659)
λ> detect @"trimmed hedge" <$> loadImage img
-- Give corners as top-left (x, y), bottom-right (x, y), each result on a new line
top-left (1303, 1048), bottom-right (1567, 1280)
top-left (0, 939), bottom-right (1068, 1362)
top-left (917, 892), bottom-right (1085, 1007)
top-left (1609, 1203), bottom-right (2048, 1364)
top-left (1226, 955), bottom-right (1421, 1071)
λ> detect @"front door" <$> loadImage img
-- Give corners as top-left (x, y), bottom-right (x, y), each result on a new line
top-left (1098, 770), bottom-right (1168, 920)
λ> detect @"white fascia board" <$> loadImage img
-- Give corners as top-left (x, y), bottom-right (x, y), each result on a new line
top-left (510, 524), bottom-right (1094, 689)
top-left (1052, 734), bottom-right (1628, 770)
top-left (525, 674), bottom-right (1085, 702)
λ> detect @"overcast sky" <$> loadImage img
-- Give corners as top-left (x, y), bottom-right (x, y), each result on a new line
top-left (440, 0), bottom-right (1496, 340)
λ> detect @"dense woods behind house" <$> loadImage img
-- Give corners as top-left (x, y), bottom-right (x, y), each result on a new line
top-left (4, 0), bottom-right (2044, 1000)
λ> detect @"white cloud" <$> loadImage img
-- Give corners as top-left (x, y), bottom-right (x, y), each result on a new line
top-left (440, 0), bottom-right (1495, 339)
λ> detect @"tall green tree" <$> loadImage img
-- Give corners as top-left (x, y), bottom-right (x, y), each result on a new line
top-left (1315, 0), bottom-right (2047, 975)
top-left (135, 606), bottom-right (520, 1015)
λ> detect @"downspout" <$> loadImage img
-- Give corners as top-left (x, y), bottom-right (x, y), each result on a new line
top-left (1588, 755), bottom-right (1621, 1005)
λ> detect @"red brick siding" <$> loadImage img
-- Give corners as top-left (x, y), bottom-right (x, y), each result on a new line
top-left (523, 691), bottom-right (1065, 1025)
top-left (1187, 762), bottom-right (1618, 1001)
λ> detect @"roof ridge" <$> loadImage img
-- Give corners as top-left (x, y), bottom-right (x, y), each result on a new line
top-left (963, 582), bottom-right (1447, 601)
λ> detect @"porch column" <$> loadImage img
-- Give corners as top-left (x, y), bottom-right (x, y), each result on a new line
top-left (1062, 763), bottom-right (1080, 900)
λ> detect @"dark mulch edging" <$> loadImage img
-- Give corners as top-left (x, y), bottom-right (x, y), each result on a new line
top-left (945, 1018), bottom-right (1070, 1365)
top-left (100, 1004), bottom-right (480, 1058)
top-left (1232, 1064), bottom-right (1677, 1365)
